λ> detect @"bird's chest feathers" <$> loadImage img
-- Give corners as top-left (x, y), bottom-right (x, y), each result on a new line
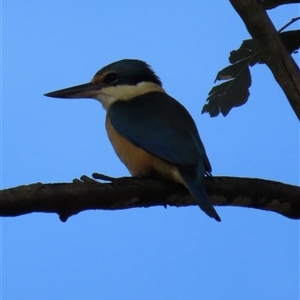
top-left (105, 114), bottom-right (154, 176)
top-left (105, 112), bottom-right (184, 185)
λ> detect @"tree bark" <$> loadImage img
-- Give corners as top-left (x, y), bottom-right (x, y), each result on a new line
top-left (230, 0), bottom-right (300, 120)
top-left (0, 176), bottom-right (299, 222)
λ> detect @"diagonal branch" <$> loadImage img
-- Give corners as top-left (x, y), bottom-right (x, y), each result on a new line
top-left (229, 0), bottom-right (300, 120)
top-left (0, 176), bottom-right (299, 221)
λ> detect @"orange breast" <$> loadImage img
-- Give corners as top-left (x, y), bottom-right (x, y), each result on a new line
top-left (105, 114), bottom-right (184, 184)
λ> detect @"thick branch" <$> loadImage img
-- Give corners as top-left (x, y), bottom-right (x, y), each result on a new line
top-left (230, 0), bottom-right (300, 120)
top-left (0, 176), bottom-right (299, 221)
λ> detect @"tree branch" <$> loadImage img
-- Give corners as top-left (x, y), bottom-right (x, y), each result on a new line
top-left (229, 0), bottom-right (300, 120)
top-left (0, 176), bottom-right (299, 221)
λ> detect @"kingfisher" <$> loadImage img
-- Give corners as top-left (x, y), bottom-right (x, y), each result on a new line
top-left (44, 59), bottom-right (221, 222)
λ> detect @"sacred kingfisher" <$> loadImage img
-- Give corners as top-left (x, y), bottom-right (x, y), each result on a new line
top-left (45, 59), bottom-right (221, 222)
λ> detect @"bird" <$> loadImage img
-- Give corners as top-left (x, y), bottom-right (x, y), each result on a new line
top-left (44, 59), bottom-right (221, 222)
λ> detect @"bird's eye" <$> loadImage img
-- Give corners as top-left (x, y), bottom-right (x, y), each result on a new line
top-left (104, 73), bottom-right (119, 84)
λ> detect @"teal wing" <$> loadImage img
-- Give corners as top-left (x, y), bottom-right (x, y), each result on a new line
top-left (108, 91), bottom-right (211, 172)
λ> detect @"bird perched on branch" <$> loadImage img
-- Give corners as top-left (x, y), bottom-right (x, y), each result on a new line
top-left (45, 59), bottom-right (221, 221)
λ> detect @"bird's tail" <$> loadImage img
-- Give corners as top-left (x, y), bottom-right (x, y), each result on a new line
top-left (181, 174), bottom-right (221, 222)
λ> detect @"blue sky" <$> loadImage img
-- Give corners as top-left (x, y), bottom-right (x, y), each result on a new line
top-left (1, 1), bottom-right (299, 299)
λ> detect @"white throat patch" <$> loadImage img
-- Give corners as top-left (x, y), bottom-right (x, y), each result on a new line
top-left (94, 81), bottom-right (165, 110)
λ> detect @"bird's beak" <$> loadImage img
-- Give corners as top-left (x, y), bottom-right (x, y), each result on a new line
top-left (44, 82), bottom-right (104, 99)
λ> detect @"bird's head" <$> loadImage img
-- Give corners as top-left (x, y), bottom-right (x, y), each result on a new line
top-left (44, 59), bottom-right (164, 109)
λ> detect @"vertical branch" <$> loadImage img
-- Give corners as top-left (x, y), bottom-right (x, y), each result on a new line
top-left (229, 0), bottom-right (300, 120)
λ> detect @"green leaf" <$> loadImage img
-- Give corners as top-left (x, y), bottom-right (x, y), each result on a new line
top-left (230, 30), bottom-right (300, 65)
top-left (202, 64), bottom-right (251, 117)
top-left (203, 27), bottom-right (299, 117)
top-left (215, 58), bottom-right (252, 81)
top-left (280, 30), bottom-right (300, 53)
top-left (229, 40), bottom-right (259, 66)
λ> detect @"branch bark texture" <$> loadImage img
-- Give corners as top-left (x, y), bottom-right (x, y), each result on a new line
top-left (0, 176), bottom-right (299, 222)
top-left (230, 0), bottom-right (300, 120)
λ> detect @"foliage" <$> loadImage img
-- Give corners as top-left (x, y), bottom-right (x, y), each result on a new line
top-left (202, 2), bottom-right (300, 117)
